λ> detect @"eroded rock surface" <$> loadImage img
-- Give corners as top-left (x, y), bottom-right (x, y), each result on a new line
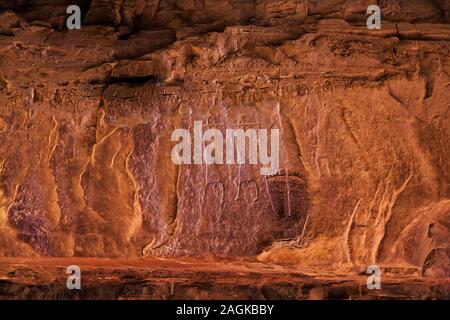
top-left (0, 0), bottom-right (449, 289)
top-left (1, 257), bottom-right (449, 300)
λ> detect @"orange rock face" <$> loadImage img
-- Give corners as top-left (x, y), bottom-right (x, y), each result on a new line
top-left (0, 0), bottom-right (449, 299)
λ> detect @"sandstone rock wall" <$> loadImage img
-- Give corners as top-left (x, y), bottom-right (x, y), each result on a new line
top-left (0, 1), bottom-right (449, 277)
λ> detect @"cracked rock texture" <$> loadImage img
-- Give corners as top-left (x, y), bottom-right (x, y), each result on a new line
top-left (0, 0), bottom-right (449, 285)
top-left (1, 257), bottom-right (449, 299)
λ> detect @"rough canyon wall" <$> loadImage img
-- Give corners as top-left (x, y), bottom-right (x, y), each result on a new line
top-left (0, 0), bottom-right (449, 278)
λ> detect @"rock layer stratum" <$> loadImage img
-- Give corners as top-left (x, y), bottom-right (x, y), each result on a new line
top-left (0, 0), bottom-right (449, 299)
